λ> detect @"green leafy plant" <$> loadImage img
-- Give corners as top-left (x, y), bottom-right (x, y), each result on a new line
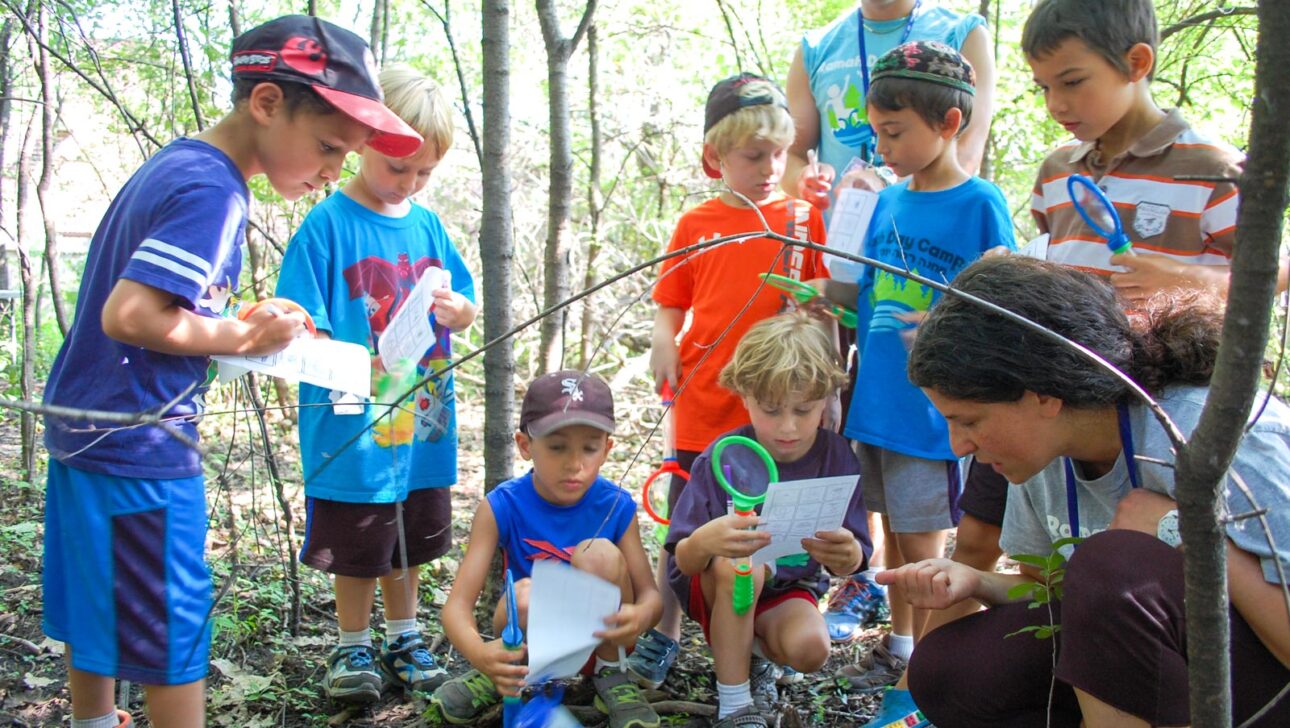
top-left (1006, 536), bottom-right (1083, 640)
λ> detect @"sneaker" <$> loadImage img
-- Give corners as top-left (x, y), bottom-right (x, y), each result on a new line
top-left (862, 687), bottom-right (930, 728)
top-left (626, 628), bottom-right (679, 689)
top-left (712, 705), bottom-right (768, 728)
top-left (431, 668), bottom-right (502, 724)
top-left (836, 640), bottom-right (907, 693)
top-left (324, 644), bottom-right (383, 703)
top-left (825, 573), bottom-right (889, 643)
top-left (592, 667), bottom-right (661, 728)
top-left (380, 632), bottom-right (449, 692)
top-left (748, 656), bottom-right (779, 713)
top-left (776, 664), bottom-right (805, 686)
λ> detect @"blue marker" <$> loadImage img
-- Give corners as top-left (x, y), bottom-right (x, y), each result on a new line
top-left (502, 569), bottom-right (524, 728)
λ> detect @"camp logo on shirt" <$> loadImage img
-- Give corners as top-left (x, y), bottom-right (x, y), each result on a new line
top-left (1134, 201), bottom-right (1171, 239)
top-left (824, 78), bottom-right (872, 152)
top-left (869, 268), bottom-right (933, 332)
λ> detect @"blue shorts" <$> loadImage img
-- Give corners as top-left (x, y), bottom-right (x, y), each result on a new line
top-left (43, 459), bottom-right (211, 685)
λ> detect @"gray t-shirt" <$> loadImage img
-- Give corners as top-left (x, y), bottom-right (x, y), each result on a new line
top-left (1001, 385), bottom-right (1290, 584)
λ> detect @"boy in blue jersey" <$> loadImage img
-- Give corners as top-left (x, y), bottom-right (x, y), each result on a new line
top-left (39, 16), bottom-right (422, 728)
top-left (433, 371), bottom-right (662, 728)
top-left (275, 64), bottom-right (476, 703)
top-left (812, 40), bottom-right (1015, 726)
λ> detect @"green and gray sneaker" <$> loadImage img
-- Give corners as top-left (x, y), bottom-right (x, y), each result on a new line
top-left (431, 668), bottom-right (502, 724)
top-left (749, 655), bottom-right (779, 714)
top-left (324, 644), bottom-right (383, 704)
top-left (380, 633), bottom-right (449, 692)
top-left (592, 668), bottom-right (661, 728)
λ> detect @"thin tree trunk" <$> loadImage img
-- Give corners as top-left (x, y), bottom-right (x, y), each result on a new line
top-left (578, 24), bottom-right (602, 370)
top-left (419, 0), bottom-right (482, 167)
top-left (978, 0), bottom-right (995, 181)
top-left (481, 0), bottom-right (515, 492)
top-left (33, 5), bottom-right (67, 336)
top-left (16, 114), bottom-right (37, 480)
top-left (369, 0), bottom-right (385, 63)
top-left (171, 0), bottom-right (205, 131)
top-left (535, 0), bottom-right (596, 374)
top-left (227, 0), bottom-right (240, 37)
top-left (0, 18), bottom-right (14, 304)
top-left (1174, 3), bottom-right (1288, 727)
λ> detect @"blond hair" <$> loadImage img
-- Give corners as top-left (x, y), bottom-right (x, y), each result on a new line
top-left (704, 103), bottom-right (794, 159)
top-left (379, 64), bottom-right (454, 158)
top-left (719, 312), bottom-right (846, 405)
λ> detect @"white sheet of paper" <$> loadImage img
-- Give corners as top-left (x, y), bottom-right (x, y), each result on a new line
top-left (215, 337), bottom-right (371, 397)
top-left (377, 266), bottom-right (450, 370)
top-left (824, 187), bottom-right (879, 281)
top-left (526, 560), bottom-right (622, 682)
top-left (751, 475), bottom-right (860, 566)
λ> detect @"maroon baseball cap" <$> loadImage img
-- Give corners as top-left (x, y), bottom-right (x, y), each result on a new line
top-left (519, 370), bottom-right (616, 438)
top-left (701, 73), bottom-right (789, 178)
top-left (231, 15), bottom-right (423, 158)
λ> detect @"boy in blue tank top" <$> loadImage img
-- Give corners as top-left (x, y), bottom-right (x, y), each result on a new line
top-left (39, 16), bottom-right (423, 728)
top-left (433, 371), bottom-right (662, 728)
top-left (812, 40), bottom-right (1015, 728)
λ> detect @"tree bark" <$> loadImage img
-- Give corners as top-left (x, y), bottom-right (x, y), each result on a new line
top-left (16, 114), bottom-right (37, 480)
top-left (0, 18), bottom-right (14, 305)
top-left (1174, 2), bottom-right (1289, 727)
top-left (578, 23), bottom-right (602, 370)
top-left (481, 0), bottom-right (516, 491)
top-left (535, 0), bottom-right (597, 375)
top-left (33, 5), bottom-right (67, 336)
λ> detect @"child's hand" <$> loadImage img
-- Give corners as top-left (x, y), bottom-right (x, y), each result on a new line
top-left (432, 288), bottom-right (476, 331)
top-left (649, 339), bottom-right (681, 392)
top-left (838, 166), bottom-right (889, 193)
top-left (982, 245), bottom-right (1013, 259)
top-left (697, 513), bottom-right (772, 560)
top-left (797, 162), bottom-right (835, 210)
top-left (876, 558), bottom-right (979, 610)
top-left (1108, 253), bottom-right (1191, 303)
top-left (894, 310), bottom-right (928, 350)
top-left (238, 304), bottom-right (307, 355)
top-left (596, 603), bottom-right (650, 649)
top-left (476, 638), bottom-right (529, 698)
top-left (802, 528), bottom-right (863, 576)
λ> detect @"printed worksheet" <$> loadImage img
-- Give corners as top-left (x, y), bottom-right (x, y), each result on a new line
top-left (377, 266), bottom-right (450, 370)
top-left (526, 560), bottom-right (622, 682)
top-left (824, 187), bottom-right (879, 281)
top-left (215, 337), bottom-right (371, 398)
top-left (751, 475), bottom-right (860, 566)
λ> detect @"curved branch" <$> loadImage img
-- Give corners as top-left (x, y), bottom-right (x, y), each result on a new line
top-left (1161, 6), bottom-right (1257, 41)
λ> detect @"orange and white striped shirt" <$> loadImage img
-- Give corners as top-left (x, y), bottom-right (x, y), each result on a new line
top-left (1030, 109), bottom-right (1243, 276)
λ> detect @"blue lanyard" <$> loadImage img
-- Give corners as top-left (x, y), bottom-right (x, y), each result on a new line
top-left (1064, 401), bottom-right (1141, 538)
top-left (856, 0), bottom-right (921, 98)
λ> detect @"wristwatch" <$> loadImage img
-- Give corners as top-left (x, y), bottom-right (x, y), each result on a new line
top-left (1156, 509), bottom-right (1182, 548)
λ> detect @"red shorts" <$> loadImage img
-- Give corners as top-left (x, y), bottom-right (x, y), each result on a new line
top-left (686, 574), bottom-right (818, 643)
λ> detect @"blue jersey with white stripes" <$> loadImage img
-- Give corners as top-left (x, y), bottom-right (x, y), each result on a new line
top-left (44, 138), bottom-right (247, 478)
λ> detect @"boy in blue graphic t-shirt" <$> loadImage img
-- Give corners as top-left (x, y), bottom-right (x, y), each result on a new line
top-left (276, 65), bottom-right (476, 703)
top-left (812, 40), bottom-right (1014, 725)
top-left (433, 371), bottom-right (663, 728)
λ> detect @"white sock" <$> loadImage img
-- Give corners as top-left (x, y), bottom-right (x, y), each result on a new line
top-left (384, 617), bottom-right (418, 643)
top-left (338, 628), bottom-right (372, 648)
top-left (594, 655), bottom-right (624, 673)
top-left (71, 711), bottom-right (121, 728)
top-left (887, 632), bottom-right (914, 661)
top-left (717, 680), bottom-right (753, 718)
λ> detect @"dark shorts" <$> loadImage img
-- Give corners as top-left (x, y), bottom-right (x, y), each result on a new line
top-left (300, 487), bottom-right (452, 578)
top-left (666, 449), bottom-right (702, 514)
top-left (43, 460), bottom-right (211, 685)
top-left (957, 457), bottom-right (1009, 527)
top-left (680, 573), bottom-right (818, 644)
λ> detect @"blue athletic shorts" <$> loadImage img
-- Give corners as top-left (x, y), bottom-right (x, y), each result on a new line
top-left (43, 459), bottom-right (211, 685)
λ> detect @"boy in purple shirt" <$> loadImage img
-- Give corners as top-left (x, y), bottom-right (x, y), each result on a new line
top-left (666, 313), bottom-right (872, 728)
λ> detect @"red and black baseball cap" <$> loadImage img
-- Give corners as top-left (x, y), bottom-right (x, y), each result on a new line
top-left (519, 370), bottom-right (616, 438)
top-left (231, 15), bottom-right (423, 158)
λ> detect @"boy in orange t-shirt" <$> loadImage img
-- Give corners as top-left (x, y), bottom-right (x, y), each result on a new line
top-left (628, 72), bottom-right (827, 690)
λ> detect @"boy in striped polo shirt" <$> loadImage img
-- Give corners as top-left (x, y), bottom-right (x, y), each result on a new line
top-left (1023, 0), bottom-right (1279, 303)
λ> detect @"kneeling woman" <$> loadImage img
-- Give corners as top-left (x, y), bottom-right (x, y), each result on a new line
top-left (887, 257), bottom-right (1290, 728)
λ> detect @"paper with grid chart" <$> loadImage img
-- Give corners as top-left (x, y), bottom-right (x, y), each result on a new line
top-left (526, 559), bottom-right (622, 682)
top-left (751, 475), bottom-right (860, 566)
top-left (824, 187), bottom-right (879, 281)
top-left (214, 337), bottom-right (371, 397)
top-left (377, 266), bottom-right (450, 370)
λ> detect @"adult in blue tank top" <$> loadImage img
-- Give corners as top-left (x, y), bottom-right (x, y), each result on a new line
top-left (785, 0), bottom-right (997, 217)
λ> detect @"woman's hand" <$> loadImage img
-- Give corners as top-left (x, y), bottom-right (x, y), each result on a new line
top-left (876, 558), bottom-right (982, 610)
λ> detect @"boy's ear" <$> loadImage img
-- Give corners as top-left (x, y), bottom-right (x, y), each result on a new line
top-left (1125, 42), bottom-right (1155, 83)
top-left (246, 81), bottom-right (285, 124)
top-left (515, 431), bottom-right (534, 461)
top-left (940, 107), bottom-right (964, 140)
top-left (701, 143), bottom-right (724, 175)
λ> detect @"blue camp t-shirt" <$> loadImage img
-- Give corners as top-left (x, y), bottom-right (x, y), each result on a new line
top-left (276, 191), bottom-right (476, 503)
top-left (43, 138), bottom-right (247, 479)
top-left (488, 471), bottom-right (638, 581)
top-left (844, 177), bottom-right (1015, 460)
top-left (802, 6), bottom-right (983, 188)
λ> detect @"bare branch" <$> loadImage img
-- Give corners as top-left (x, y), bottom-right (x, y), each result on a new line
top-left (1161, 6), bottom-right (1257, 41)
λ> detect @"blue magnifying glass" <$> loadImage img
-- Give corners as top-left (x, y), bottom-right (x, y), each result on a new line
top-left (1067, 174), bottom-right (1133, 256)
